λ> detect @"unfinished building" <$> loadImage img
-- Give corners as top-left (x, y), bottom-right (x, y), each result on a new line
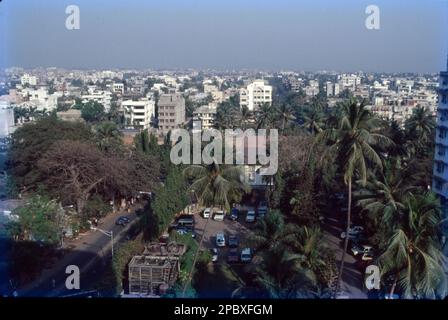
top-left (128, 242), bottom-right (186, 296)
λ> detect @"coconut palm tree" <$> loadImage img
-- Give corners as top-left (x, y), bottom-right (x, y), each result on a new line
top-left (95, 121), bottom-right (123, 153)
top-left (302, 108), bottom-right (325, 135)
top-left (181, 162), bottom-right (250, 295)
top-left (318, 98), bottom-right (393, 297)
top-left (255, 103), bottom-right (276, 129)
top-left (378, 192), bottom-right (448, 299)
top-left (355, 162), bottom-right (417, 248)
top-left (238, 105), bottom-right (253, 129)
top-left (405, 106), bottom-right (435, 147)
top-left (252, 247), bottom-right (318, 298)
top-left (248, 210), bottom-right (300, 252)
top-left (275, 104), bottom-right (296, 132)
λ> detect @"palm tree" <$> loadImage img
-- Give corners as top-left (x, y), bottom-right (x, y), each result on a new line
top-left (355, 162), bottom-right (417, 248)
top-left (95, 121), bottom-right (123, 153)
top-left (182, 162), bottom-right (250, 295)
top-left (248, 210), bottom-right (300, 252)
top-left (252, 247), bottom-right (318, 298)
top-left (275, 104), bottom-right (296, 131)
top-left (238, 105), bottom-right (253, 129)
top-left (255, 103), bottom-right (275, 129)
top-left (318, 98), bottom-right (393, 297)
top-left (405, 106), bottom-right (435, 146)
top-left (302, 108), bottom-right (325, 135)
top-left (378, 192), bottom-right (448, 299)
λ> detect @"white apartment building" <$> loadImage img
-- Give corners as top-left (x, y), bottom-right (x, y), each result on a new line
top-left (339, 74), bottom-right (361, 91)
top-left (112, 82), bottom-right (125, 95)
top-left (20, 87), bottom-right (60, 111)
top-left (192, 104), bottom-right (217, 131)
top-left (122, 99), bottom-right (155, 130)
top-left (0, 102), bottom-right (15, 138)
top-left (81, 89), bottom-right (112, 112)
top-left (20, 73), bottom-right (38, 86)
top-left (239, 80), bottom-right (272, 111)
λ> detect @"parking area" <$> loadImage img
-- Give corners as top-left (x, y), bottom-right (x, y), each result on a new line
top-left (193, 206), bottom-right (256, 264)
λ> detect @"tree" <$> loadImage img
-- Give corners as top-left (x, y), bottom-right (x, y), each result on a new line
top-left (275, 104), bottom-right (296, 131)
top-left (81, 101), bottom-right (105, 123)
top-left (182, 162), bottom-right (250, 295)
top-left (378, 192), bottom-right (448, 299)
top-left (251, 247), bottom-right (318, 298)
top-left (248, 210), bottom-right (300, 252)
top-left (255, 103), bottom-right (276, 129)
top-left (318, 98), bottom-right (393, 297)
top-left (301, 107), bottom-right (325, 135)
top-left (8, 117), bottom-right (92, 190)
top-left (95, 121), bottom-right (123, 154)
top-left (8, 194), bottom-right (61, 245)
top-left (405, 106), bottom-right (435, 151)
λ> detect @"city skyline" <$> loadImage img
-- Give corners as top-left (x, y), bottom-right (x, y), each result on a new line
top-left (1, 0), bottom-right (447, 73)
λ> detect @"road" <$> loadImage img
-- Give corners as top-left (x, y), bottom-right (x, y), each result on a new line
top-left (17, 207), bottom-right (140, 297)
top-left (322, 213), bottom-right (367, 299)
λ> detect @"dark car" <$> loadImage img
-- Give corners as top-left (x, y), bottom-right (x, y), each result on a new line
top-left (227, 248), bottom-right (239, 263)
top-left (115, 216), bottom-right (130, 226)
top-left (230, 208), bottom-right (239, 221)
top-left (228, 235), bottom-right (239, 248)
top-left (257, 201), bottom-right (268, 218)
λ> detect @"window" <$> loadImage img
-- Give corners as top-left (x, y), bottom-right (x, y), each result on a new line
top-left (437, 162), bottom-right (445, 173)
top-left (435, 179), bottom-right (444, 190)
top-left (439, 128), bottom-right (447, 139)
top-left (442, 94), bottom-right (447, 104)
top-left (439, 146), bottom-right (446, 156)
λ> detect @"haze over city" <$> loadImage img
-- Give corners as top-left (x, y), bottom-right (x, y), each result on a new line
top-left (1, 0), bottom-right (447, 72)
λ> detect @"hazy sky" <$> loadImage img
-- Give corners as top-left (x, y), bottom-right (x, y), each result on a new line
top-left (1, 0), bottom-right (447, 72)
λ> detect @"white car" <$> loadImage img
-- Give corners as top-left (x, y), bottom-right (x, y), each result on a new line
top-left (240, 248), bottom-right (252, 262)
top-left (203, 208), bottom-right (212, 219)
top-left (351, 244), bottom-right (373, 257)
top-left (213, 210), bottom-right (225, 221)
top-left (210, 248), bottom-right (218, 262)
top-left (245, 210), bottom-right (256, 223)
top-left (216, 232), bottom-right (226, 247)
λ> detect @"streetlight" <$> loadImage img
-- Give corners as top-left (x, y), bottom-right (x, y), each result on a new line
top-left (92, 227), bottom-right (114, 258)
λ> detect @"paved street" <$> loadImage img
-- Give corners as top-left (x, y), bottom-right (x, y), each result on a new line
top-left (322, 214), bottom-right (367, 299)
top-left (16, 206), bottom-right (141, 297)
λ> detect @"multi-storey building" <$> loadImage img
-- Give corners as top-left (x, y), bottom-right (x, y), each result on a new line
top-left (81, 89), bottom-right (112, 112)
top-left (20, 73), bottom-right (37, 86)
top-left (432, 57), bottom-right (448, 241)
top-left (158, 93), bottom-right (186, 134)
top-left (122, 98), bottom-right (155, 130)
top-left (192, 104), bottom-right (217, 131)
top-left (239, 80), bottom-right (272, 111)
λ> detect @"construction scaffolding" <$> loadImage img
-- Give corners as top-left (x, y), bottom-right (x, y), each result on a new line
top-left (128, 242), bottom-right (186, 296)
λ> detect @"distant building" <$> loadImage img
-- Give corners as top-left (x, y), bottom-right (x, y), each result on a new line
top-left (112, 82), bottom-right (125, 95)
top-left (122, 99), bottom-right (155, 130)
top-left (0, 102), bottom-right (14, 138)
top-left (192, 104), bottom-right (217, 131)
top-left (56, 109), bottom-right (84, 123)
top-left (81, 89), bottom-right (112, 112)
top-left (239, 80), bottom-right (272, 111)
top-left (20, 73), bottom-right (37, 86)
top-left (158, 93), bottom-right (186, 134)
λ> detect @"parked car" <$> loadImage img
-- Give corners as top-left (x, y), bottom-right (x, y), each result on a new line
top-left (227, 248), bottom-right (239, 263)
top-left (210, 248), bottom-right (218, 262)
top-left (351, 244), bottom-right (373, 257)
top-left (340, 226), bottom-right (364, 239)
top-left (257, 201), bottom-right (268, 218)
top-left (245, 210), bottom-right (256, 223)
top-left (216, 232), bottom-right (226, 247)
top-left (230, 208), bottom-right (239, 221)
top-left (203, 208), bottom-right (212, 219)
top-left (115, 216), bottom-right (130, 226)
top-left (213, 210), bottom-right (225, 221)
top-left (240, 248), bottom-right (252, 263)
top-left (228, 235), bottom-right (239, 248)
